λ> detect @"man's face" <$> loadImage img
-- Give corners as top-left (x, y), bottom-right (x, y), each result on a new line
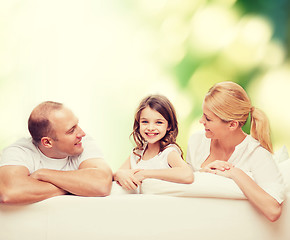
top-left (48, 107), bottom-right (86, 159)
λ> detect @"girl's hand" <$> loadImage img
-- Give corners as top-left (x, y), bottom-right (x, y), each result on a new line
top-left (133, 170), bottom-right (146, 182)
top-left (200, 160), bottom-right (234, 176)
top-left (114, 169), bottom-right (142, 190)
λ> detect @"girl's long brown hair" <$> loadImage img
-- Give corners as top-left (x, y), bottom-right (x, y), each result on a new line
top-left (131, 94), bottom-right (183, 158)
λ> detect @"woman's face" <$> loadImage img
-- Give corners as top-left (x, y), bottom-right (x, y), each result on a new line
top-left (199, 102), bottom-right (230, 139)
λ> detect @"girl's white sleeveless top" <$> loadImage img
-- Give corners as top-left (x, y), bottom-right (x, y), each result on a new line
top-left (130, 144), bottom-right (181, 170)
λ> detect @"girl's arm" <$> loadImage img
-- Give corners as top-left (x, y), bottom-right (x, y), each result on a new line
top-left (214, 166), bottom-right (282, 222)
top-left (134, 151), bottom-right (194, 184)
top-left (113, 157), bottom-right (142, 190)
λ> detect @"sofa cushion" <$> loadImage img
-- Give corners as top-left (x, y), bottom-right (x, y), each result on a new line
top-left (110, 181), bottom-right (139, 195)
top-left (140, 172), bottom-right (246, 199)
top-left (275, 145), bottom-right (290, 192)
top-left (274, 145), bottom-right (289, 163)
top-left (141, 146), bottom-right (290, 197)
top-left (279, 158), bottom-right (290, 192)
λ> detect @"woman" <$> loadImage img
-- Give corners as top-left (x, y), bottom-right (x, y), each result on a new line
top-left (186, 81), bottom-right (285, 221)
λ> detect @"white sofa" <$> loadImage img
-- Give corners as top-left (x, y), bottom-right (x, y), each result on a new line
top-left (0, 189), bottom-right (289, 240)
top-left (1, 147), bottom-right (290, 240)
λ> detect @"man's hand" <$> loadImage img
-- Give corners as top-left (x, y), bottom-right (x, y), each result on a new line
top-left (30, 169), bottom-right (49, 181)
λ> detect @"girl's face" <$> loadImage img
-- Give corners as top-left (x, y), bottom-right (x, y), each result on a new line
top-left (139, 106), bottom-right (169, 146)
top-left (199, 102), bottom-right (230, 139)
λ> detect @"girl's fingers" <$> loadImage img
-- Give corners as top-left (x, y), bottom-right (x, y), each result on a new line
top-left (132, 177), bottom-right (142, 186)
top-left (123, 179), bottom-right (138, 190)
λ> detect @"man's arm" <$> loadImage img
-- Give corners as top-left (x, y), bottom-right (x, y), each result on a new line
top-left (31, 158), bottom-right (113, 197)
top-left (0, 166), bottom-right (67, 204)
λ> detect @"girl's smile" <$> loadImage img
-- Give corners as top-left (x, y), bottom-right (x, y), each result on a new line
top-left (139, 107), bottom-right (169, 145)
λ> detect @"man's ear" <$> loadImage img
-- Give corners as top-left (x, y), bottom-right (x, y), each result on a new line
top-left (40, 137), bottom-right (53, 148)
top-left (228, 120), bottom-right (239, 131)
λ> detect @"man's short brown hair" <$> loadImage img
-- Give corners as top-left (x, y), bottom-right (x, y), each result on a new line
top-left (28, 101), bottom-right (63, 144)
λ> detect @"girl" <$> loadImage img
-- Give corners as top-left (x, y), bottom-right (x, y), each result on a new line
top-left (186, 81), bottom-right (286, 221)
top-left (114, 94), bottom-right (194, 190)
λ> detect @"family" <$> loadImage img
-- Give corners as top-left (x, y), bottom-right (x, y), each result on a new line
top-left (0, 81), bottom-right (286, 222)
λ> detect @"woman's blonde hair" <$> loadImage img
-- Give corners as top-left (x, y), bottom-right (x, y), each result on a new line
top-left (205, 81), bottom-right (273, 153)
top-left (131, 94), bottom-right (183, 158)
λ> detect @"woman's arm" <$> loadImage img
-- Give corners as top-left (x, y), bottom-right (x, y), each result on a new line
top-left (214, 166), bottom-right (282, 222)
top-left (231, 168), bottom-right (281, 221)
top-left (134, 151), bottom-right (194, 184)
top-left (113, 157), bottom-right (142, 190)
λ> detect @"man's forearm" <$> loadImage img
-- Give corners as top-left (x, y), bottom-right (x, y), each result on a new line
top-left (0, 178), bottom-right (67, 205)
top-left (31, 168), bottom-right (112, 197)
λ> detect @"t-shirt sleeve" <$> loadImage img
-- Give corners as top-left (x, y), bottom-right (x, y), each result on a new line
top-left (0, 146), bottom-right (33, 172)
top-left (250, 148), bottom-right (286, 204)
top-left (186, 131), bottom-right (205, 171)
top-left (77, 135), bottom-right (104, 165)
top-left (186, 135), bottom-right (195, 168)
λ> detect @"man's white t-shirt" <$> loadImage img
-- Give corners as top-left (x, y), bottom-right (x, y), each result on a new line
top-left (0, 135), bottom-right (104, 174)
top-left (186, 130), bottom-right (286, 203)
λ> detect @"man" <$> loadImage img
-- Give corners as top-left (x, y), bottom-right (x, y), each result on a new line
top-left (0, 101), bottom-right (112, 204)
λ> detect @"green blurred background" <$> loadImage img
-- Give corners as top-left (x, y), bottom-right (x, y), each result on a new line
top-left (0, 0), bottom-right (289, 170)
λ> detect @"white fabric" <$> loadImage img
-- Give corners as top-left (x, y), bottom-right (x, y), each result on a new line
top-left (0, 135), bottom-right (103, 174)
top-left (130, 144), bottom-right (181, 169)
top-left (1, 193), bottom-right (290, 240)
top-left (186, 130), bottom-right (286, 203)
top-left (273, 146), bottom-right (290, 192)
top-left (279, 158), bottom-right (290, 192)
top-left (140, 156), bottom-right (290, 198)
top-left (110, 181), bottom-right (139, 195)
top-left (141, 172), bottom-right (246, 199)
top-left (273, 145), bottom-right (289, 163)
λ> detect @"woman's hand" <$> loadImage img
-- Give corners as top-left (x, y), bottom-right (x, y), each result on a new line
top-left (114, 169), bottom-right (142, 190)
top-left (200, 160), bottom-right (234, 177)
